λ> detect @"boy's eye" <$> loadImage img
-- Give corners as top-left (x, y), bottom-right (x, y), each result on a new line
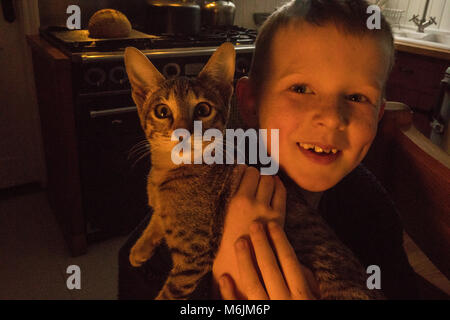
top-left (347, 94), bottom-right (370, 103)
top-left (290, 84), bottom-right (313, 94)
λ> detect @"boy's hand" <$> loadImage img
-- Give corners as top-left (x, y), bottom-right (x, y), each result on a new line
top-left (219, 221), bottom-right (320, 300)
top-left (212, 166), bottom-right (318, 299)
top-left (212, 166), bottom-right (286, 298)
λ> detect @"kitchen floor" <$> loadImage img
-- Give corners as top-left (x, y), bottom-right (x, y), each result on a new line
top-left (0, 184), bottom-right (127, 300)
top-left (0, 185), bottom-right (448, 300)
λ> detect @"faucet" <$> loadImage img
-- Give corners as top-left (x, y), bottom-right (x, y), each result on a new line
top-left (409, 0), bottom-right (437, 33)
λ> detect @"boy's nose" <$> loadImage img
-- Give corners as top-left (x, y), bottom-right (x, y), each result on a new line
top-left (312, 102), bottom-right (348, 130)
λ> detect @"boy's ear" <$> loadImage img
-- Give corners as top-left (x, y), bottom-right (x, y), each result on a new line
top-left (198, 42), bottom-right (236, 86)
top-left (236, 76), bottom-right (258, 128)
top-left (378, 98), bottom-right (386, 122)
top-left (124, 47), bottom-right (165, 112)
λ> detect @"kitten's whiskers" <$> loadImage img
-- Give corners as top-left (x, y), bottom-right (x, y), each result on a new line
top-left (128, 138), bottom-right (151, 168)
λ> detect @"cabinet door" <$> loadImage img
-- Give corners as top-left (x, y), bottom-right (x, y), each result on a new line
top-left (386, 51), bottom-right (449, 113)
top-left (79, 109), bottom-right (150, 239)
top-left (386, 85), bottom-right (420, 110)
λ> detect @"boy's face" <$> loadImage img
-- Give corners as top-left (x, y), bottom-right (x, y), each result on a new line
top-left (238, 22), bottom-right (390, 191)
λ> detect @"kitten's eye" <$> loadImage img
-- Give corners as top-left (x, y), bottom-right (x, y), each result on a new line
top-left (194, 102), bottom-right (212, 118)
top-left (347, 94), bottom-right (369, 103)
top-left (290, 84), bottom-right (313, 94)
top-left (154, 104), bottom-right (172, 119)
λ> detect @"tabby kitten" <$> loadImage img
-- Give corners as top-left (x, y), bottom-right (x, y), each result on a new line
top-left (124, 43), bottom-right (383, 300)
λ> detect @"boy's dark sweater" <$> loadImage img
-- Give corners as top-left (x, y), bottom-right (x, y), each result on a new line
top-left (118, 164), bottom-right (420, 299)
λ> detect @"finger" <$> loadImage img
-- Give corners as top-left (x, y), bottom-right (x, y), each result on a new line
top-left (219, 274), bottom-right (238, 300)
top-left (249, 222), bottom-right (290, 300)
top-left (234, 164), bottom-right (248, 184)
top-left (267, 221), bottom-right (315, 299)
top-left (255, 175), bottom-right (275, 206)
top-left (234, 237), bottom-right (269, 300)
top-left (271, 176), bottom-right (287, 224)
top-left (301, 266), bottom-right (321, 299)
top-left (235, 166), bottom-right (260, 198)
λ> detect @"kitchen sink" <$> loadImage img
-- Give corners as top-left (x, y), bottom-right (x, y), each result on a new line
top-left (422, 33), bottom-right (450, 46)
top-left (393, 30), bottom-right (428, 39)
top-left (393, 28), bottom-right (450, 50)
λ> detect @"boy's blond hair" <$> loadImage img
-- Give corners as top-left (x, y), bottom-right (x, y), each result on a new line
top-left (249, 0), bottom-right (395, 99)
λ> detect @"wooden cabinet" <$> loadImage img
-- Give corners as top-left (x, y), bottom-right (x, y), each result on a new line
top-left (386, 50), bottom-right (449, 113)
top-left (27, 35), bottom-right (87, 256)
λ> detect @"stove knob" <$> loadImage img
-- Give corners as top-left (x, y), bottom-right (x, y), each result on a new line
top-left (163, 63), bottom-right (181, 78)
top-left (85, 68), bottom-right (106, 87)
top-left (236, 57), bottom-right (250, 75)
top-left (109, 66), bottom-right (128, 85)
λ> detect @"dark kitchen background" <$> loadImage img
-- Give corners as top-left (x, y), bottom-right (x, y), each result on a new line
top-left (0, 0), bottom-right (448, 299)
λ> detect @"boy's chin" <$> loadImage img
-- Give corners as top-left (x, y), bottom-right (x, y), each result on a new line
top-left (296, 180), bottom-right (338, 192)
top-left (283, 166), bottom-right (345, 192)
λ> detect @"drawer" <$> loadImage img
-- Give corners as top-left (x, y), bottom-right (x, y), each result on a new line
top-left (390, 52), bottom-right (446, 91)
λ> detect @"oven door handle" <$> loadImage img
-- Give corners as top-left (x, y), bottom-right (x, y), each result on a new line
top-left (90, 106), bottom-right (137, 118)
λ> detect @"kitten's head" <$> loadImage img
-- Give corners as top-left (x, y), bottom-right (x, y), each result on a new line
top-left (124, 43), bottom-right (235, 167)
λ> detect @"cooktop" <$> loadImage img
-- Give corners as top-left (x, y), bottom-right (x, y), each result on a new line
top-left (39, 25), bottom-right (257, 54)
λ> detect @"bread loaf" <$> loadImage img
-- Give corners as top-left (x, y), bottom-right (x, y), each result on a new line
top-left (88, 9), bottom-right (132, 39)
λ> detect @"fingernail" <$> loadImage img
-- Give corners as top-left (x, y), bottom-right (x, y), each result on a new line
top-left (250, 221), bottom-right (263, 233)
top-left (236, 238), bottom-right (247, 250)
top-left (220, 276), bottom-right (227, 288)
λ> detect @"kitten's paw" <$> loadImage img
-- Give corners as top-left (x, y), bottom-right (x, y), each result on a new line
top-left (129, 244), bottom-right (153, 267)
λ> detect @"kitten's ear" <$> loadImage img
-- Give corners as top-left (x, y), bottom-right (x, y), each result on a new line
top-left (124, 47), bottom-right (165, 109)
top-left (198, 42), bottom-right (235, 85)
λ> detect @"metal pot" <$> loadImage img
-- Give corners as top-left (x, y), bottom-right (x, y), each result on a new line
top-left (146, 0), bottom-right (201, 35)
top-left (201, 1), bottom-right (236, 26)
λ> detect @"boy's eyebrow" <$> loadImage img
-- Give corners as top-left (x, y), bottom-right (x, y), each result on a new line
top-left (277, 73), bottom-right (383, 91)
top-left (273, 59), bottom-right (308, 78)
top-left (364, 80), bottom-right (383, 91)
top-left (277, 71), bottom-right (307, 81)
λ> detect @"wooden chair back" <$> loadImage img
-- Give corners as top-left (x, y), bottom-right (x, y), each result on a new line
top-left (364, 102), bottom-right (450, 279)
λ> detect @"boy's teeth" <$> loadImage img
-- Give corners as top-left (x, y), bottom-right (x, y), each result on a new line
top-left (299, 143), bottom-right (339, 154)
top-left (314, 146), bottom-right (323, 153)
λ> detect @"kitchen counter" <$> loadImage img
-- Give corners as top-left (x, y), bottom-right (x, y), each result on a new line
top-left (394, 39), bottom-right (450, 61)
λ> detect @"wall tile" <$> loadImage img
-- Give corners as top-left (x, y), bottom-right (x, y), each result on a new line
top-left (404, 0), bottom-right (421, 28)
top-left (234, 0), bottom-right (289, 29)
top-left (428, 0), bottom-right (447, 30)
top-left (235, 0), bottom-right (449, 32)
top-left (383, 0), bottom-right (449, 32)
top-left (440, 0), bottom-right (450, 31)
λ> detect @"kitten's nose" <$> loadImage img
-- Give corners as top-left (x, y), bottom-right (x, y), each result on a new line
top-left (173, 119), bottom-right (192, 132)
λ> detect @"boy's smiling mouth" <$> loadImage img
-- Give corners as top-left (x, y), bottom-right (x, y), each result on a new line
top-left (298, 142), bottom-right (339, 154)
top-left (297, 142), bottom-right (341, 165)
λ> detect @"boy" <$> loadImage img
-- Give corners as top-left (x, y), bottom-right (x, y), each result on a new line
top-left (118, 0), bottom-right (419, 300)
top-left (212, 0), bottom-right (419, 299)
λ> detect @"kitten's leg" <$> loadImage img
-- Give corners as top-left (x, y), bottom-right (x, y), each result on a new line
top-left (155, 247), bottom-right (214, 300)
top-left (284, 200), bottom-right (384, 300)
top-left (129, 214), bottom-right (165, 267)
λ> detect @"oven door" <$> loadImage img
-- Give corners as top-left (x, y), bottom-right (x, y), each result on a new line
top-left (78, 99), bottom-right (150, 242)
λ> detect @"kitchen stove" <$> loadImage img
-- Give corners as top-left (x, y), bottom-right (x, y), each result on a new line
top-left (40, 25), bottom-right (257, 54)
top-left (37, 25), bottom-right (256, 243)
top-left (39, 25), bottom-right (255, 93)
